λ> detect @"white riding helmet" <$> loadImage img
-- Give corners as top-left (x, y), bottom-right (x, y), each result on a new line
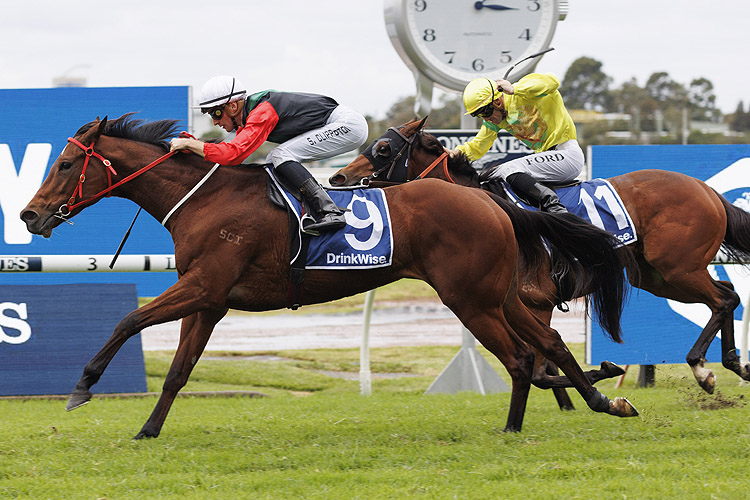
top-left (194, 75), bottom-right (247, 110)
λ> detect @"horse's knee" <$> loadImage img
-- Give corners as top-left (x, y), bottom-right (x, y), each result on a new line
top-left (503, 345), bottom-right (534, 382)
top-left (530, 357), bottom-right (555, 389)
top-left (531, 374), bottom-right (553, 390)
top-left (162, 374), bottom-right (189, 393)
top-left (162, 363), bottom-right (194, 392)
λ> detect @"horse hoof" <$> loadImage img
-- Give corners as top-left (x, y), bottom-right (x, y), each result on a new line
top-left (740, 363), bottom-right (750, 382)
top-left (601, 361), bottom-right (626, 377)
top-left (609, 397), bottom-right (639, 417)
top-left (66, 390), bottom-right (93, 411)
top-left (134, 425), bottom-right (160, 440)
top-left (698, 373), bottom-right (716, 394)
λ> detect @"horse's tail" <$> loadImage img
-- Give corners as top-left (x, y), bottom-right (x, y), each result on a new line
top-left (718, 191), bottom-right (750, 264)
top-left (486, 192), bottom-right (630, 342)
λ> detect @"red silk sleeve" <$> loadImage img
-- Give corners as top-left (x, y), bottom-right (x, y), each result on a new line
top-left (203, 101), bottom-right (280, 165)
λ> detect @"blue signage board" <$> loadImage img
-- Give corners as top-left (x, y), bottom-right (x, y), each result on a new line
top-left (0, 87), bottom-right (188, 296)
top-left (0, 284), bottom-right (146, 396)
top-left (588, 144), bottom-right (750, 365)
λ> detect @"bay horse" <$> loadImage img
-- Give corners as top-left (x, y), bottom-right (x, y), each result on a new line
top-left (20, 114), bottom-right (637, 439)
top-left (329, 118), bottom-right (750, 399)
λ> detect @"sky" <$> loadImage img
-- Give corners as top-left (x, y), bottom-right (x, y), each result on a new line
top-left (1, 0), bottom-right (749, 126)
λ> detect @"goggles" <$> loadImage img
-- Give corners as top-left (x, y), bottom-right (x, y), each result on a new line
top-left (470, 103), bottom-right (496, 118)
top-left (203, 105), bottom-right (225, 121)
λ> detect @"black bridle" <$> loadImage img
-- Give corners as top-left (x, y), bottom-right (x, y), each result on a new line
top-left (360, 127), bottom-right (416, 184)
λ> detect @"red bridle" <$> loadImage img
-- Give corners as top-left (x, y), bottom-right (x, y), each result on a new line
top-left (413, 151), bottom-right (455, 184)
top-left (57, 134), bottom-right (186, 218)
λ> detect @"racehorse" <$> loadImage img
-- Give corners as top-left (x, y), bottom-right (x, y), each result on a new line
top-left (330, 118), bottom-right (750, 398)
top-left (19, 114), bottom-right (638, 439)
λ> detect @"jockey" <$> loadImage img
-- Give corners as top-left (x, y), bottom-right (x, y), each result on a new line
top-left (170, 75), bottom-right (369, 233)
top-left (453, 73), bottom-right (583, 214)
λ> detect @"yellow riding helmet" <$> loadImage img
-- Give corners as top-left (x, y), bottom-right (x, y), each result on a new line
top-left (463, 78), bottom-right (497, 115)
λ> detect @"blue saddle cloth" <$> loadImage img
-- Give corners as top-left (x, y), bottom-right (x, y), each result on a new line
top-left (503, 178), bottom-right (637, 246)
top-left (265, 167), bottom-right (394, 269)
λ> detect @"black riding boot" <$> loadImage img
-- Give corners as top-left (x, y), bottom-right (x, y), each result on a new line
top-left (276, 161), bottom-right (346, 234)
top-left (506, 172), bottom-right (567, 214)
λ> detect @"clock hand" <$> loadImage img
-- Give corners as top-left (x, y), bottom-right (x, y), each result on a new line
top-left (474, 1), bottom-right (518, 10)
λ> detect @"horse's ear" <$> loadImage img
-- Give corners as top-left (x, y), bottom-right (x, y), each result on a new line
top-left (94, 116), bottom-right (108, 139)
top-left (416, 116), bottom-right (428, 131)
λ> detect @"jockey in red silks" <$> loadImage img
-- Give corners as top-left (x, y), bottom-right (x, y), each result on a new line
top-left (171, 75), bottom-right (368, 233)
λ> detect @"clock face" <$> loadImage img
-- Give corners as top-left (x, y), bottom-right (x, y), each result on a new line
top-left (394, 0), bottom-right (558, 89)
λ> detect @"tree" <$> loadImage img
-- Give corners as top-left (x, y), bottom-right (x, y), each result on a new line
top-left (688, 77), bottom-right (719, 122)
top-left (559, 57), bottom-right (613, 111)
top-left (610, 78), bottom-right (653, 134)
top-left (728, 101), bottom-right (750, 132)
top-left (645, 72), bottom-right (687, 105)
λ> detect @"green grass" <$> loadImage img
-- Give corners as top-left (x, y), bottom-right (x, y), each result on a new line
top-left (2, 343), bottom-right (749, 499)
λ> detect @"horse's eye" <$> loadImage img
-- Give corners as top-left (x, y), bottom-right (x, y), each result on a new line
top-left (375, 142), bottom-right (391, 158)
top-left (59, 161), bottom-right (73, 171)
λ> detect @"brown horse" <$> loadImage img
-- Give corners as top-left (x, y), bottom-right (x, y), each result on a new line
top-left (19, 114), bottom-right (637, 438)
top-left (330, 118), bottom-right (750, 398)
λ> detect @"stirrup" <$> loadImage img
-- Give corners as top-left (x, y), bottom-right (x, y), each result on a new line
top-left (300, 214), bottom-right (321, 236)
top-left (543, 203), bottom-right (568, 214)
top-left (301, 212), bottom-right (346, 235)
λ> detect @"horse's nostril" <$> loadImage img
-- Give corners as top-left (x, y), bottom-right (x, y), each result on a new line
top-left (20, 210), bottom-right (39, 223)
top-left (329, 174), bottom-right (344, 186)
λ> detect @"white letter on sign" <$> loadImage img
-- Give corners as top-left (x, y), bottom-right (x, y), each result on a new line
top-left (0, 302), bottom-right (32, 344)
top-left (0, 143), bottom-right (52, 244)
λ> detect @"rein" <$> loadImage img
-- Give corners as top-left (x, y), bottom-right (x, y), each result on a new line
top-left (414, 151), bottom-right (454, 183)
top-left (57, 132), bottom-right (198, 221)
top-left (59, 137), bottom-right (178, 219)
top-left (360, 127), bottom-right (457, 186)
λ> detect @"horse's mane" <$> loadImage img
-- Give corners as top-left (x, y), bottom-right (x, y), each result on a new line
top-left (75, 113), bottom-right (180, 151)
top-left (415, 132), bottom-right (479, 183)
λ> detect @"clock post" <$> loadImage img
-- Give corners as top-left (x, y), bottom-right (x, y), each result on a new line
top-left (365, 0), bottom-right (567, 395)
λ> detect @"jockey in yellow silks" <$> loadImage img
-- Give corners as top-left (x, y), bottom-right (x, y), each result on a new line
top-left (453, 73), bottom-right (583, 213)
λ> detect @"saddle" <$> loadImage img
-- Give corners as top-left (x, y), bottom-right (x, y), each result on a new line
top-left (266, 171), bottom-right (308, 310)
top-left (480, 176), bottom-right (636, 311)
top-left (481, 178), bottom-right (581, 207)
top-left (265, 167), bottom-right (395, 310)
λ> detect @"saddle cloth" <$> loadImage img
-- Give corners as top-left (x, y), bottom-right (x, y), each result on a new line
top-left (503, 178), bottom-right (638, 247)
top-left (265, 167), bottom-right (394, 269)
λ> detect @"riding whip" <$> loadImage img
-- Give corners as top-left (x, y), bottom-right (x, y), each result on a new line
top-left (109, 207), bottom-right (141, 269)
top-left (503, 47), bottom-right (555, 80)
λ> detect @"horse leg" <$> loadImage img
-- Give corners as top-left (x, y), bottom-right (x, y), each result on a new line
top-left (135, 307), bottom-right (227, 439)
top-left (684, 280), bottom-right (743, 392)
top-left (456, 308), bottom-right (535, 432)
top-left (525, 306), bottom-right (575, 411)
top-left (525, 305), bottom-right (622, 403)
top-left (714, 281), bottom-right (750, 382)
top-left (67, 272), bottom-right (229, 411)
top-left (639, 259), bottom-right (743, 393)
top-left (532, 361), bottom-right (626, 389)
top-left (504, 294), bottom-right (638, 418)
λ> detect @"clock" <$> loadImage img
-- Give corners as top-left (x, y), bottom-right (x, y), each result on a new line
top-left (384, 0), bottom-right (567, 92)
